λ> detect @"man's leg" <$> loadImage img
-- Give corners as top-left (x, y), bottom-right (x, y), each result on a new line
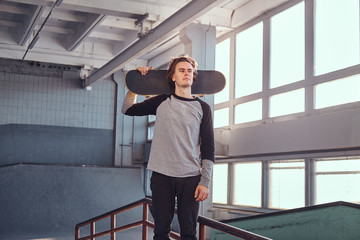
top-left (176, 175), bottom-right (201, 240)
top-left (150, 172), bottom-right (175, 240)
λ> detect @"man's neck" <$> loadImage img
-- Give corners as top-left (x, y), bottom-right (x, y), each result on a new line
top-left (175, 87), bottom-right (193, 99)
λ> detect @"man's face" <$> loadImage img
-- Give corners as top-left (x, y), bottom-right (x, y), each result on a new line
top-left (172, 61), bottom-right (194, 88)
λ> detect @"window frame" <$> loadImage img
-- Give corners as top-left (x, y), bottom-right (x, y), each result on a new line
top-left (213, 0), bottom-right (360, 129)
top-left (213, 151), bottom-right (360, 213)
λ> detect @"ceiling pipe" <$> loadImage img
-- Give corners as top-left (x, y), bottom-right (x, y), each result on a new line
top-left (84, 0), bottom-right (225, 87)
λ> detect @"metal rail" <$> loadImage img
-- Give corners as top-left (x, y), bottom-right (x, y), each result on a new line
top-left (75, 197), bottom-right (272, 240)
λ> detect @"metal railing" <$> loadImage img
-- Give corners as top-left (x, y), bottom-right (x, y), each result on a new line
top-left (75, 197), bottom-right (272, 240)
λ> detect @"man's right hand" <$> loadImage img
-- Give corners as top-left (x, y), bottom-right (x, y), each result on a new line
top-left (136, 66), bottom-right (153, 75)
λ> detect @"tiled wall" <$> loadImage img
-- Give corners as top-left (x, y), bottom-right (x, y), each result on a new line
top-left (0, 61), bottom-right (115, 130)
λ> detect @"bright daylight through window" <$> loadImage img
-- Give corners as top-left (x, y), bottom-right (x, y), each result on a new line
top-left (314, 0), bottom-right (359, 75)
top-left (234, 162), bottom-right (262, 207)
top-left (316, 158), bottom-right (360, 204)
top-left (212, 164), bottom-right (228, 204)
top-left (235, 23), bottom-right (263, 98)
top-left (270, 2), bottom-right (304, 88)
top-left (212, 0), bottom-right (360, 211)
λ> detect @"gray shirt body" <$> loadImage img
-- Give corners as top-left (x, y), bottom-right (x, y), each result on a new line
top-left (122, 93), bottom-right (214, 187)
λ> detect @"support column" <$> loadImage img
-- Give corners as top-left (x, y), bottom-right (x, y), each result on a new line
top-left (180, 23), bottom-right (216, 109)
top-left (180, 23), bottom-right (217, 226)
top-left (113, 70), bottom-right (133, 167)
top-left (180, 23), bottom-right (216, 70)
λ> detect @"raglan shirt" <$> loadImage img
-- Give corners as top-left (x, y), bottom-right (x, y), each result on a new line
top-left (121, 92), bottom-right (214, 187)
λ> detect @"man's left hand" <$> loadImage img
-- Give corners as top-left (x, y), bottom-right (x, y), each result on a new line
top-left (194, 184), bottom-right (209, 202)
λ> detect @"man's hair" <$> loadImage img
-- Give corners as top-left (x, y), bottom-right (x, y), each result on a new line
top-left (166, 55), bottom-right (198, 90)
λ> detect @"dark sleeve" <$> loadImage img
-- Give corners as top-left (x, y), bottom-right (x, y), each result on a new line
top-left (125, 94), bottom-right (169, 116)
top-left (199, 101), bottom-right (215, 162)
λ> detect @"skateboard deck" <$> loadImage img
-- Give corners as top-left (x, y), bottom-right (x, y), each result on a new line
top-left (125, 70), bottom-right (225, 95)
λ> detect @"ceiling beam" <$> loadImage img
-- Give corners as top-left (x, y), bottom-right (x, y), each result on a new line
top-left (60, 0), bottom-right (176, 19)
top-left (231, 0), bottom-right (291, 28)
top-left (58, 3), bottom-right (141, 19)
top-left (67, 13), bottom-right (105, 51)
top-left (84, 0), bottom-right (226, 87)
top-left (89, 31), bottom-right (126, 42)
top-left (3, 0), bottom-right (54, 7)
top-left (100, 16), bottom-right (138, 31)
top-left (50, 9), bottom-right (88, 22)
top-left (0, 2), bottom-right (30, 14)
top-left (18, 5), bottom-right (45, 46)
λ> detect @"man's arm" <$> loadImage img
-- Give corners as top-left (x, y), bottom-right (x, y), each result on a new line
top-left (195, 159), bottom-right (213, 202)
top-left (195, 100), bottom-right (215, 202)
top-left (122, 66), bottom-right (169, 116)
top-left (122, 91), bottom-right (169, 116)
top-left (121, 91), bottom-right (137, 114)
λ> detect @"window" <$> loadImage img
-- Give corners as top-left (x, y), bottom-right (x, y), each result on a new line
top-left (314, 75), bottom-right (360, 109)
top-left (314, 0), bottom-right (360, 75)
top-left (214, 107), bottom-right (229, 128)
top-left (269, 88), bottom-right (305, 117)
top-left (147, 125), bottom-right (154, 141)
top-left (147, 115), bottom-right (156, 141)
top-left (234, 99), bottom-right (262, 124)
top-left (269, 160), bottom-right (305, 209)
top-left (214, 0), bottom-right (360, 128)
top-left (235, 23), bottom-right (263, 98)
top-left (315, 158), bottom-right (360, 204)
top-left (234, 162), bottom-right (262, 207)
top-left (213, 163), bottom-right (228, 204)
top-left (270, 2), bottom-right (304, 88)
top-left (212, 0), bottom-right (360, 212)
top-left (215, 38), bottom-right (230, 104)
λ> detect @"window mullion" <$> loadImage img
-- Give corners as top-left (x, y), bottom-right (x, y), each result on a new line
top-left (305, 158), bottom-right (315, 206)
top-left (262, 161), bottom-right (270, 208)
top-left (228, 162), bottom-right (235, 205)
top-left (305, 0), bottom-right (315, 114)
top-left (229, 31), bottom-right (236, 128)
top-left (262, 19), bottom-right (270, 119)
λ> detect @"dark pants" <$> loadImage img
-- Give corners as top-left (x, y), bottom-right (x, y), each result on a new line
top-left (150, 172), bottom-right (201, 240)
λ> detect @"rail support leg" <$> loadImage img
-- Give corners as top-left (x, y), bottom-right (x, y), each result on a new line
top-left (142, 203), bottom-right (148, 240)
top-left (199, 223), bottom-right (206, 240)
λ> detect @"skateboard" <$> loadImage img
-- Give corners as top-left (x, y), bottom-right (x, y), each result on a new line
top-left (125, 70), bottom-right (226, 96)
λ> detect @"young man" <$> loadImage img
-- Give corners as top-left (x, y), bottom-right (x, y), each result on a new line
top-left (121, 56), bottom-right (214, 240)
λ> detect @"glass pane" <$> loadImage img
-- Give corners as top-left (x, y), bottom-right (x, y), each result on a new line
top-left (316, 158), bottom-right (360, 172)
top-left (235, 23), bottom-right (263, 98)
top-left (234, 162), bottom-right (262, 207)
top-left (214, 107), bottom-right (229, 128)
top-left (234, 99), bottom-right (262, 124)
top-left (147, 125), bottom-right (154, 141)
top-left (314, 75), bottom-right (360, 109)
top-left (269, 88), bottom-right (305, 117)
top-left (213, 164), bottom-right (228, 204)
top-left (270, 161), bottom-right (305, 209)
top-left (148, 115), bottom-right (156, 122)
top-left (215, 38), bottom-right (230, 104)
top-left (270, 2), bottom-right (304, 88)
top-left (316, 174), bottom-right (360, 204)
top-left (315, 0), bottom-right (360, 75)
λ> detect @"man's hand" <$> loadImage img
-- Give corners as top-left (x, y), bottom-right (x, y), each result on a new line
top-left (136, 66), bottom-right (153, 75)
top-left (194, 184), bottom-right (209, 202)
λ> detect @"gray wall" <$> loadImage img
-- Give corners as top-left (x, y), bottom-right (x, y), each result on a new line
top-left (0, 58), bottom-right (117, 166)
top-left (215, 107), bottom-right (360, 157)
top-left (0, 58), bottom-right (115, 130)
top-left (0, 164), bottom-right (145, 240)
top-left (0, 58), bottom-right (147, 239)
top-left (0, 124), bottom-right (113, 166)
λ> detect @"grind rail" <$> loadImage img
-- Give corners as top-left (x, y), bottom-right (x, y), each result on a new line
top-left (75, 197), bottom-right (272, 240)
